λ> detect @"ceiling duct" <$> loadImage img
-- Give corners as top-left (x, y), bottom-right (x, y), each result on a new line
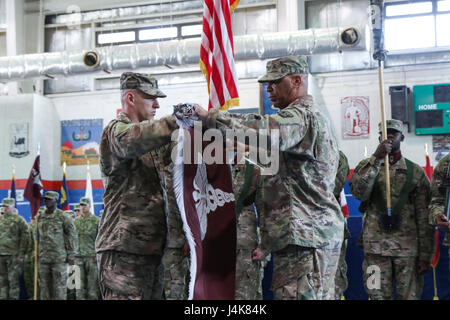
top-left (0, 25), bottom-right (367, 82)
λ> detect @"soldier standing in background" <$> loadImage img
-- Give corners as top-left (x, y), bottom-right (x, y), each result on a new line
top-left (36, 191), bottom-right (78, 300)
top-left (232, 161), bottom-right (264, 300)
top-left (74, 204), bottom-right (81, 218)
top-left (74, 197), bottom-right (99, 300)
top-left (428, 154), bottom-right (450, 273)
top-left (333, 151), bottom-right (350, 300)
top-left (96, 72), bottom-right (180, 300)
top-left (195, 55), bottom-right (344, 300)
top-left (350, 120), bottom-right (434, 300)
top-left (0, 198), bottom-right (29, 300)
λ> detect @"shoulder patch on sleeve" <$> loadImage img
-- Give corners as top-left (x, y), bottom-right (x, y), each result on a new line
top-left (114, 121), bottom-right (135, 136)
top-left (277, 110), bottom-right (294, 118)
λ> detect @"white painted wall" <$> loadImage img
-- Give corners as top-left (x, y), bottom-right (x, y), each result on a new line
top-left (0, 94), bottom-right (59, 181)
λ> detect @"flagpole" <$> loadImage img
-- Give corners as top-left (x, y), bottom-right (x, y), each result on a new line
top-left (33, 144), bottom-right (40, 300)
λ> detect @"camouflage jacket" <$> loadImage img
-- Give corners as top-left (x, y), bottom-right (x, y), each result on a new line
top-left (74, 215), bottom-right (99, 257)
top-left (429, 154), bottom-right (450, 245)
top-left (140, 142), bottom-right (186, 249)
top-left (350, 155), bottom-right (434, 261)
top-left (97, 112), bottom-right (178, 256)
top-left (334, 151), bottom-right (351, 240)
top-left (207, 95), bottom-right (344, 253)
top-left (232, 162), bottom-right (260, 250)
top-left (36, 208), bottom-right (78, 263)
top-left (0, 211), bottom-right (29, 257)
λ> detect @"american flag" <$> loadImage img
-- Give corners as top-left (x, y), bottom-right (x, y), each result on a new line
top-left (200, 0), bottom-right (240, 110)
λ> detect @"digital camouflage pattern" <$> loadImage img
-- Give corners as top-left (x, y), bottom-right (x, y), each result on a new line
top-left (97, 110), bottom-right (180, 300)
top-left (0, 207), bottom-right (29, 299)
top-left (232, 162), bottom-right (263, 300)
top-left (36, 208), bottom-right (78, 263)
top-left (429, 154), bottom-right (450, 245)
top-left (74, 214), bottom-right (99, 299)
top-left (140, 142), bottom-right (189, 300)
top-left (0, 208), bottom-right (29, 258)
top-left (206, 95), bottom-right (344, 253)
top-left (350, 155), bottom-right (434, 261)
top-left (363, 254), bottom-right (423, 299)
top-left (36, 208), bottom-right (78, 300)
top-left (97, 250), bottom-right (162, 300)
top-left (207, 93), bottom-right (344, 301)
top-left (74, 215), bottom-right (99, 258)
top-left (97, 112), bottom-right (178, 256)
top-left (333, 151), bottom-right (350, 299)
top-left (120, 72), bottom-right (167, 98)
top-left (258, 55), bottom-right (308, 83)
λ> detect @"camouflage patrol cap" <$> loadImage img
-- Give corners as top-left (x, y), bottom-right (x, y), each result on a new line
top-left (378, 119), bottom-right (404, 134)
top-left (80, 197), bottom-right (90, 205)
top-left (258, 55), bottom-right (309, 83)
top-left (64, 210), bottom-right (74, 215)
top-left (73, 204), bottom-right (81, 211)
top-left (1, 198), bottom-right (15, 207)
top-left (120, 72), bottom-right (167, 98)
top-left (44, 191), bottom-right (59, 201)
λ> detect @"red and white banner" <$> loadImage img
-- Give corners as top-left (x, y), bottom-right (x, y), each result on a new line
top-left (341, 96), bottom-right (370, 139)
top-left (200, 0), bottom-right (240, 110)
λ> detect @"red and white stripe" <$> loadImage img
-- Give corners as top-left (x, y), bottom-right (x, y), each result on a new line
top-left (340, 189), bottom-right (349, 218)
top-left (200, 0), bottom-right (240, 110)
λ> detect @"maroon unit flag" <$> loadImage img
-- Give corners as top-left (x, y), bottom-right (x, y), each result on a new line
top-left (24, 155), bottom-right (43, 219)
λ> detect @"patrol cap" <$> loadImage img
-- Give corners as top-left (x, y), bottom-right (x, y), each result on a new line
top-left (44, 191), bottom-right (59, 201)
top-left (258, 55), bottom-right (309, 83)
top-left (64, 210), bottom-right (74, 215)
top-left (73, 204), bottom-right (81, 211)
top-left (378, 119), bottom-right (404, 134)
top-left (1, 198), bottom-right (15, 207)
top-left (120, 72), bottom-right (167, 98)
top-left (80, 197), bottom-right (90, 206)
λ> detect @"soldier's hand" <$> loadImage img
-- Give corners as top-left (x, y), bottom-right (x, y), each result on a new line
top-left (436, 214), bottom-right (450, 231)
top-left (251, 248), bottom-right (265, 262)
top-left (373, 139), bottom-right (392, 159)
top-left (16, 257), bottom-right (24, 264)
top-left (92, 257), bottom-right (97, 264)
top-left (417, 260), bottom-right (431, 275)
top-left (193, 104), bottom-right (208, 120)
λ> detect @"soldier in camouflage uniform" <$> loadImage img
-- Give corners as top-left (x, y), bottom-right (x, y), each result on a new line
top-left (74, 204), bottom-right (81, 218)
top-left (333, 151), bottom-right (350, 300)
top-left (428, 154), bottom-right (450, 262)
top-left (0, 198), bottom-right (29, 299)
top-left (350, 120), bottom-right (434, 300)
top-left (97, 72), bottom-right (180, 300)
top-left (74, 197), bottom-right (99, 300)
top-left (195, 55), bottom-right (344, 300)
top-left (232, 161), bottom-right (264, 300)
top-left (147, 145), bottom-right (189, 300)
top-left (36, 191), bottom-right (78, 300)
top-left (64, 210), bottom-right (75, 220)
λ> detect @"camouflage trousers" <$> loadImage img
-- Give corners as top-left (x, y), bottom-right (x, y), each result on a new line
top-left (162, 247), bottom-right (189, 300)
top-left (38, 262), bottom-right (68, 300)
top-left (97, 250), bottom-right (163, 300)
top-left (235, 248), bottom-right (263, 300)
top-left (334, 240), bottom-right (348, 300)
top-left (75, 257), bottom-right (99, 300)
top-left (363, 254), bottom-right (423, 300)
top-left (271, 244), bottom-right (341, 300)
top-left (0, 255), bottom-right (22, 300)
